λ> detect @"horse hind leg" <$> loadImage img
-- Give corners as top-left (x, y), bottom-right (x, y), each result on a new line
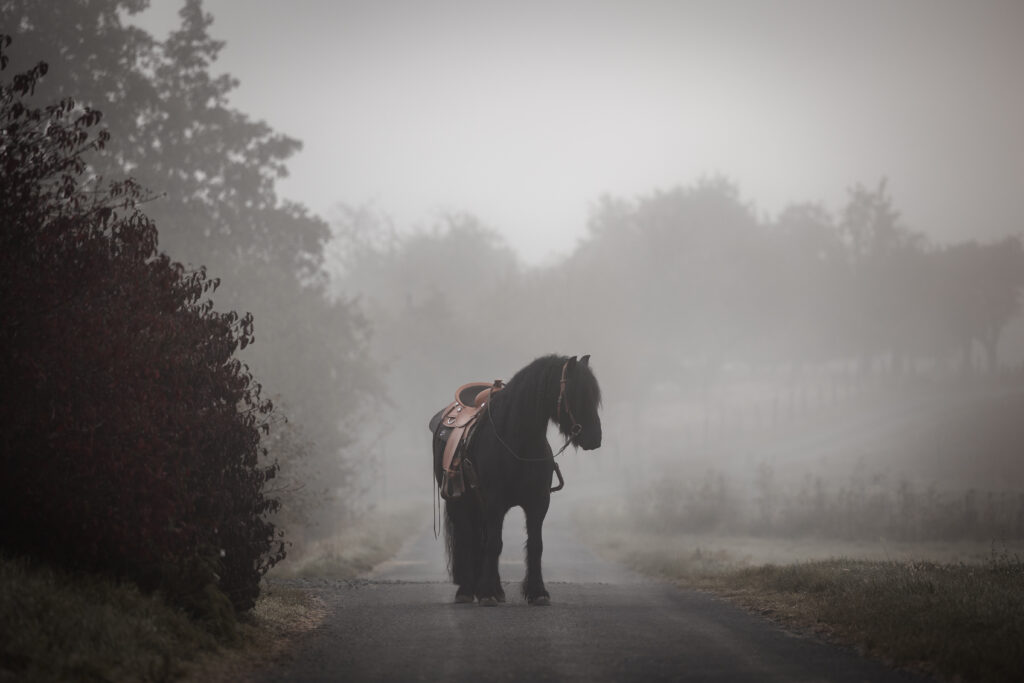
top-left (476, 505), bottom-right (505, 606)
top-left (522, 497), bottom-right (551, 605)
top-left (444, 501), bottom-right (478, 603)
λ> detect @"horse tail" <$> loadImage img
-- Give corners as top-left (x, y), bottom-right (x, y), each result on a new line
top-left (444, 498), bottom-right (482, 588)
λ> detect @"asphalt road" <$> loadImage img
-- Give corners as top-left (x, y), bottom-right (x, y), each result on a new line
top-left (258, 504), bottom-right (926, 682)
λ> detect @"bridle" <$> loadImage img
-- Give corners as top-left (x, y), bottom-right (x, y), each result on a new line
top-left (556, 358), bottom-right (583, 440)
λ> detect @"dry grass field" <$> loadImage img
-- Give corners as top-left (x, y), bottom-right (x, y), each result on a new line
top-left (576, 487), bottom-right (1024, 681)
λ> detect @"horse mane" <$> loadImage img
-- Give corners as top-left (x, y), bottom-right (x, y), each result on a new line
top-left (487, 354), bottom-right (601, 442)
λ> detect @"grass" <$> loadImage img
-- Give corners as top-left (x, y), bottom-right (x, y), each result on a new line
top-left (723, 555), bottom-right (1024, 681)
top-left (0, 553), bottom-right (220, 682)
top-left (0, 508), bottom-right (420, 682)
top-left (268, 505), bottom-right (421, 579)
top-left (579, 511), bottom-right (1024, 682)
top-left (178, 584), bottom-right (327, 683)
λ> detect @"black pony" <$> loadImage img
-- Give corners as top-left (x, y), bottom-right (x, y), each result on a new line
top-left (430, 354), bottom-right (602, 605)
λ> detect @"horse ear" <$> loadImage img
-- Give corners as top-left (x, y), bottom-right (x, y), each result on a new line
top-left (566, 355), bottom-right (578, 370)
top-left (580, 354), bottom-right (590, 367)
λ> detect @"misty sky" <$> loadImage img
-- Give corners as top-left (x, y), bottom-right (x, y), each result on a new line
top-left (134, 0), bottom-right (1024, 265)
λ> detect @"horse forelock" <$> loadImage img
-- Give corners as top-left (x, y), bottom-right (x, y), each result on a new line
top-left (571, 358), bottom-right (602, 411)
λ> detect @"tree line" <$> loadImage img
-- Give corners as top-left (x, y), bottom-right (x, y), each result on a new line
top-left (573, 178), bottom-right (1024, 389)
top-left (328, 179), bottom-right (1023, 433)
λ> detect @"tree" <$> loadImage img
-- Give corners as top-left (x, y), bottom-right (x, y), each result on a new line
top-left (324, 207), bottom-right (526, 499)
top-left (838, 180), bottom-right (928, 371)
top-left (936, 238), bottom-right (1024, 372)
top-left (839, 179), bottom-right (922, 264)
top-left (0, 38), bottom-right (282, 616)
top-left (1, 0), bottom-right (325, 271)
top-left (2, 0), bottom-right (381, 532)
top-left (563, 178), bottom-right (769, 394)
top-left (771, 203), bottom-right (849, 363)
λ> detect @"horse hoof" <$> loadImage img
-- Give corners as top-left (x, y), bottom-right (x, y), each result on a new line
top-left (454, 594), bottom-right (475, 604)
top-left (528, 595), bottom-right (551, 606)
top-left (478, 596), bottom-right (499, 607)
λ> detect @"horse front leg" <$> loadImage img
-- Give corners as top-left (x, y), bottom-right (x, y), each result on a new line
top-left (523, 493), bottom-right (551, 605)
top-left (476, 506), bottom-right (504, 606)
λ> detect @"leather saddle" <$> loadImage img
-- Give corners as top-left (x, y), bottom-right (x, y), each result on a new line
top-left (430, 380), bottom-right (504, 500)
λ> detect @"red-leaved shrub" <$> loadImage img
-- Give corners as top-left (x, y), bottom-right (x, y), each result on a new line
top-left (0, 37), bottom-right (284, 618)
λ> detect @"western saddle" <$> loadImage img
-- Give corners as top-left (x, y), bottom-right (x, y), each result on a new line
top-left (430, 379), bottom-right (504, 500)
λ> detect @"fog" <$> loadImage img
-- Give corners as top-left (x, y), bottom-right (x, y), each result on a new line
top-left (127, 0), bottom-right (1024, 552)
top-left (7, 0), bottom-right (1023, 563)
top-left (331, 185), bottom-right (1024, 553)
top-left (133, 0), bottom-right (1024, 265)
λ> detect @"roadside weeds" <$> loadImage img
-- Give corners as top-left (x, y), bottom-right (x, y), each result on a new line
top-left (578, 518), bottom-right (1024, 682)
top-left (0, 509), bottom-right (419, 683)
